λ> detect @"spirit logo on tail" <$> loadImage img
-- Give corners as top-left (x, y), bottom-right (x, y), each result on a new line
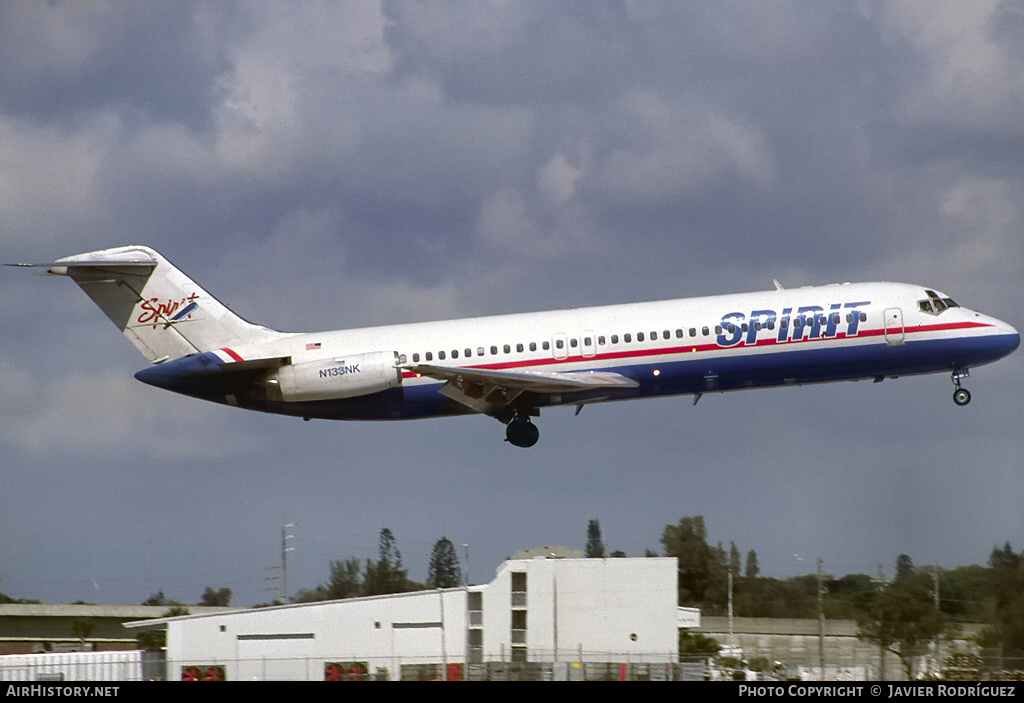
top-left (137, 293), bottom-right (199, 328)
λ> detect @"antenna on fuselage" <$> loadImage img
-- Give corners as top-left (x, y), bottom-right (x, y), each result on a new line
top-left (773, 279), bottom-right (784, 291)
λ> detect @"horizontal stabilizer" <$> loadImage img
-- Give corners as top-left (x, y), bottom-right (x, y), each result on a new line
top-left (7, 252), bottom-right (158, 274)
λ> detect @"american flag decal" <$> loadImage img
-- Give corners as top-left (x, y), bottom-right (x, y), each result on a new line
top-left (306, 342), bottom-right (322, 351)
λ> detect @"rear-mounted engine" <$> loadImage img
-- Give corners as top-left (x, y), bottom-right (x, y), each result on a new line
top-left (266, 351), bottom-right (403, 402)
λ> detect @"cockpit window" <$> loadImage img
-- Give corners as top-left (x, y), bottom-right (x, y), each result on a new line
top-left (918, 290), bottom-right (959, 316)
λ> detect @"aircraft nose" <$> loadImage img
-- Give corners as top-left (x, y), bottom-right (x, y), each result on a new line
top-left (995, 318), bottom-right (1020, 356)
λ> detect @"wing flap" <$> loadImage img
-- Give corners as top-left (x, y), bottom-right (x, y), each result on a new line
top-left (406, 363), bottom-right (638, 415)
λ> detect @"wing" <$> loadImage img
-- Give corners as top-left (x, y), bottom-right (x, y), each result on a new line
top-left (406, 363), bottom-right (638, 416)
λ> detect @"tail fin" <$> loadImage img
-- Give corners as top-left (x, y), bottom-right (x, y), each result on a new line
top-left (48, 245), bottom-right (282, 362)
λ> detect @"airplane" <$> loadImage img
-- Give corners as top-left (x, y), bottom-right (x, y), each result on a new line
top-left (11, 245), bottom-right (1019, 447)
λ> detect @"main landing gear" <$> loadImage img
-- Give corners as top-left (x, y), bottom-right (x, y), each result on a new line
top-left (505, 413), bottom-right (539, 448)
top-left (952, 369), bottom-right (971, 406)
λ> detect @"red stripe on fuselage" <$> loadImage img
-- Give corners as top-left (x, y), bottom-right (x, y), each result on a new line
top-left (399, 321), bottom-right (992, 380)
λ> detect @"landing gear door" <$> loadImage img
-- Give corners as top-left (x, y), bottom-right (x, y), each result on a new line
top-left (884, 307), bottom-right (904, 345)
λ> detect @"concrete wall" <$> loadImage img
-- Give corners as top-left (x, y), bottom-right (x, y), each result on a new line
top-left (482, 557), bottom-right (677, 663)
top-left (136, 556), bottom-right (680, 680)
top-left (164, 589), bottom-right (467, 680)
top-left (700, 616), bottom-right (985, 680)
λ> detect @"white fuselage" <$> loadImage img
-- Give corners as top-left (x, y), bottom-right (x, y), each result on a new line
top-left (186, 281), bottom-right (1017, 421)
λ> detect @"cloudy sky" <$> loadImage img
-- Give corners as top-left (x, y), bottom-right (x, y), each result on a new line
top-left (1, 1), bottom-right (1022, 607)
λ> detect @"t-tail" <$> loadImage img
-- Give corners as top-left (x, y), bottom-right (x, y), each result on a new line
top-left (43, 245), bottom-right (282, 363)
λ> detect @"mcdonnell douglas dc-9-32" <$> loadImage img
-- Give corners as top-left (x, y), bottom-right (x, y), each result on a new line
top-left (12, 245), bottom-right (1019, 447)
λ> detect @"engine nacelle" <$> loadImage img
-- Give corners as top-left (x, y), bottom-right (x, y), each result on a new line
top-left (269, 351), bottom-right (402, 402)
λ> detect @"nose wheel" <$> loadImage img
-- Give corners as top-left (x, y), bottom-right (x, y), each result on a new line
top-left (952, 369), bottom-right (971, 406)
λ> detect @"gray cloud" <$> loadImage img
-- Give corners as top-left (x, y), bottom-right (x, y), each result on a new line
top-left (1, 1), bottom-right (1021, 605)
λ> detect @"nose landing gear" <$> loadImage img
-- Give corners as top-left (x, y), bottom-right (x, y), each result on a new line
top-left (952, 369), bottom-right (971, 406)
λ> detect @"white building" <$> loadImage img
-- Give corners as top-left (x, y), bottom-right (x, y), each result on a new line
top-left (126, 556), bottom-right (683, 681)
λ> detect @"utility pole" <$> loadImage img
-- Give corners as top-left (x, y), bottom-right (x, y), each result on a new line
top-left (728, 568), bottom-right (734, 649)
top-left (876, 562), bottom-right (886, 681)
top-left (932, 563), bottom-right (941, 676)
top-left (817, 558), bottom-right (825, 680)
top-left (281, 523), bottom-right (295, 602)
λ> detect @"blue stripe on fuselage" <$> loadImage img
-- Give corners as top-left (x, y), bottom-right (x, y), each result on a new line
top-left (238, 331), bottom-right (1018, 420)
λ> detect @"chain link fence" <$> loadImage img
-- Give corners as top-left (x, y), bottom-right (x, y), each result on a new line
top-left (3, 649), bottom-right (1020, 681)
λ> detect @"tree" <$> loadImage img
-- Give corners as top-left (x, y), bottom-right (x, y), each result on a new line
top-left (661, 516), bottom-right (713, 604)
top-left (936, 564), bottom-right (991, 620)
top-left (729, 541), bottom-right (741, 575)
top-left (290, 587), bottom-right (330, 603)
top-left (745, 549), bottom-right (760, 579)
top-left (427, 537), bottom-right (462, 588)
top-left (71, 618), bottom-right (95, 645)
top-left (679, 631), bottom-right (721, 657)
top-left (199, 587), bottom-right (232, 606)
top-left (364, 528), bottom-right (409, 596)
top-left (142, 591), bottom-right (183, 607)
top-left (586, 519), bottom-right (606, 558)
top-left (896, 554), bottom-right (916, 581)
top-left (989, 541), bottom-right (1023, 571)
top-left (325, 558), bottom-right (363, 599)
top-left (856, 574), bottom-right (951, 679)
top-left (978, 542), bottom-right (1024, 659)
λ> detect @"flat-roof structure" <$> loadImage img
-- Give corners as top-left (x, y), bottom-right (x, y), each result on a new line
top-left (126, 556), bottom-right (682, 681)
